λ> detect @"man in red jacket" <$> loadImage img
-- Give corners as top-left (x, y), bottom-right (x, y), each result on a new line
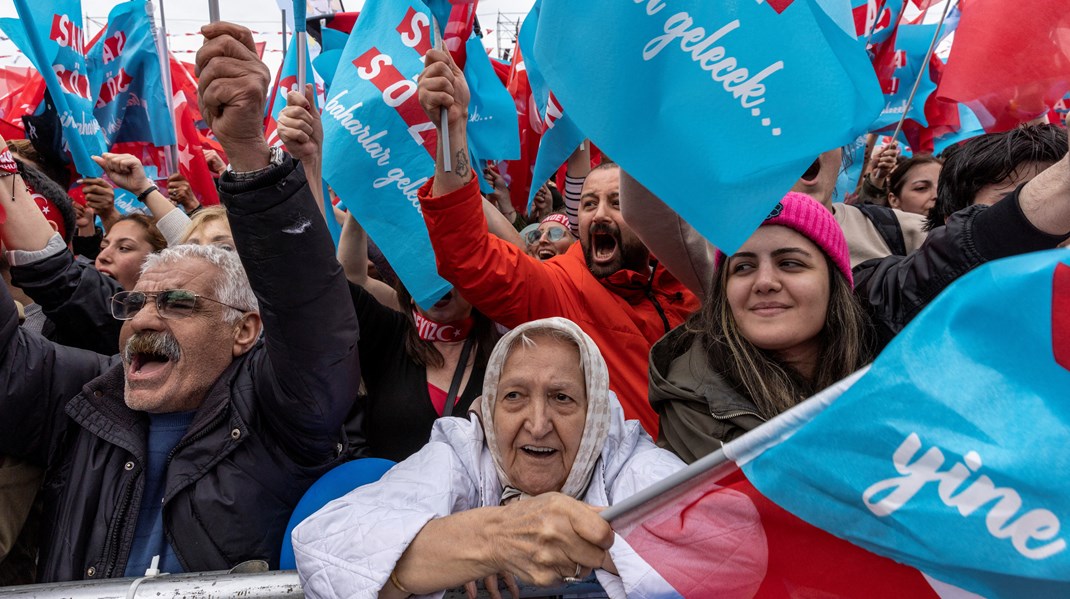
top-left (416, 49), bottom-right (698, 435)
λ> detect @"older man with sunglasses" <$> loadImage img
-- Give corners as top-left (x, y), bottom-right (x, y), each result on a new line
top-left (0, 23), bottom-right (359, 582)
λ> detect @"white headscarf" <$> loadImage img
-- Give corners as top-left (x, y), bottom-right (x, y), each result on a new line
top-left (479, 317), bottom-right (611, 503)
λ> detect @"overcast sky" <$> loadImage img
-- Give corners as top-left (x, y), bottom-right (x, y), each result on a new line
top-left (0, 0), bottom-right (535, 73)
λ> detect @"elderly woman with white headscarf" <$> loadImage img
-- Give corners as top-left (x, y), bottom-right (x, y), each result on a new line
top-left (292, 317), bottom-right (690, 598)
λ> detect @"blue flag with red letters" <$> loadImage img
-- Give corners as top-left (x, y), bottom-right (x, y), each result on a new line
top-left (0, 0), bottom-right (107, 176)
top-left (319, 0), bottom-right (451, 309)
top-left (530, 0), bottom-right (882, 253)
top-left (86, 0), bottom-right (176, 150)
top-left (870, 23), bottom-right (942, 132)
top-left (743, 249), bottom-right (1070, 597)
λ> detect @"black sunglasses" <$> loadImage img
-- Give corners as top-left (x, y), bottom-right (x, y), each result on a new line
top-left (111, 289), bottom-right (247, 321)
top-left (525, 227), bottom-right (570, 245)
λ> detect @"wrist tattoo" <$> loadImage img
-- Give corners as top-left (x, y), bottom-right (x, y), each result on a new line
top-left (454, 150), bottom-right (471, 180)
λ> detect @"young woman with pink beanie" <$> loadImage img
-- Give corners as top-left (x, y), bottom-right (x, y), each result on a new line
top-left (647, 192), bottom-right (873, 463)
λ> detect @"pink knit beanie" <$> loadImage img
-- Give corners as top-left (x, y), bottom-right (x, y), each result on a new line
top-left (717, 192), bottom-right (852, 286)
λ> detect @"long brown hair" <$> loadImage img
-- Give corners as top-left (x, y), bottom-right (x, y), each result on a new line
top-left (395, 282), bottom-right (500, 369)
top-left (685, 255), bottom-right (872, 419)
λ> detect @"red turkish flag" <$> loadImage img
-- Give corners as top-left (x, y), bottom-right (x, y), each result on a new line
top-left (173, 91), bottom-right (220, 206)
top-left (617, 469), bottom-right (943, 598)
top-left (938, 1), bottom-right (1070, 132)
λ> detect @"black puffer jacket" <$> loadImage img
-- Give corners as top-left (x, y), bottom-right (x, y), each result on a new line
top-left (0, 156), bottom-right (361, 582)
top-left (11, 252), bottom-right (123, 355)
top-left (854, 185), bottom-right (1069, 349)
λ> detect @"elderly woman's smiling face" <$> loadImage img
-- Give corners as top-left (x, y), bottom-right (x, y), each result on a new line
top-left (494, 333), bottom-right (588, 496)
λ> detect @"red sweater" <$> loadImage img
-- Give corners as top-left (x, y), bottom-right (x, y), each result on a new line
top-left (419, 177), bottom-right (699, 435)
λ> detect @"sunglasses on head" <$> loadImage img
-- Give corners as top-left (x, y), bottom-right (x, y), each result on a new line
top-left (525, 227), bottom-right (570, 245)
top-left (110, 289), bottom-right (247, 321)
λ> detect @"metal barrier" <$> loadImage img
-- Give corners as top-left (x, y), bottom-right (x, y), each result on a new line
top-left (0, 569), bottom-right (609, 599)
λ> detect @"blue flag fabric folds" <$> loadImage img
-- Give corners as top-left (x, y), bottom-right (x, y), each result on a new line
top-left (87, 0), bottom-right (176, 150)
top-left (744, 250), bottom-right (1070, 598)
top-left (870, 24), bottom-right (940, 132)
top-left (1, 0), bottom-right (106, 176)
top-left (463, 34), bottom-right (520, 165)
top-left (320, 0), bottom-right (451, 309)
top-left (531, 0), bottom-right (882, 253)
top-left (518, 0), bottom-right (584, 209)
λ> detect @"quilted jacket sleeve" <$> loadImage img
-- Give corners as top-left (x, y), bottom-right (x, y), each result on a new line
top-left (292, 442), bottom-right (479, 599)
top-left (220, 156), bottom-right (361, 464)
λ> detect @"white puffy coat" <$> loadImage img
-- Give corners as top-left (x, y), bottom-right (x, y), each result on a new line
top-left (293, 405), bottom-right (685, 599)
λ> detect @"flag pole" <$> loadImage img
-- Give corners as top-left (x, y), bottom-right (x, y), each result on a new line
top-left (890, 0), bottom-right (956, 144)
top-left (295, 1), bottom-right (308, 92)
top-left (147, 0), bottom-right (180, 177)
top-left (861, 0), bottom-right (889, 48)
top-left (432, 16), bottom-right (452, 172)
top-left (600, 367), bottom-right (869, 526)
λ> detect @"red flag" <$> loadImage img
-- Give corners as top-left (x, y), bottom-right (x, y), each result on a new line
top-left (617, 468), bottom-right (945, 598)
top-left (173, 91), bottom-right (220, 206)
top-left (443, 0), bottom-right (478, 69)
top-left (500, 42), bottom-right (541, 214)
top-left (0, 67), bottom-right (45, 140)
top-left (938, 1), bottom-right (1070, 132)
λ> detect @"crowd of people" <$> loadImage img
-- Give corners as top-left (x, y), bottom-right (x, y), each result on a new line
top-left (0, 18), bottom-right (1068, 599)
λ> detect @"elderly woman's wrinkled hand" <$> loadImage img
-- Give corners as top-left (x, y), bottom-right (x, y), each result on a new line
top-left (464, 572), bottom-right (520, 599)
top-left (489, 493), bottom-right (613, 588)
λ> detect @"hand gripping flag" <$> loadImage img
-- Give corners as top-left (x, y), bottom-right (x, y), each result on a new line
top-left (265, 32), bottom-right (318, 148)
top-left (0, 0), bottom-right (106, 177)
top-left (86, 0), bottom-right (176, 150)
top-left (320, 0), bottom-right (451, 309)
top-left (531, 0), bottom-right (883, 254)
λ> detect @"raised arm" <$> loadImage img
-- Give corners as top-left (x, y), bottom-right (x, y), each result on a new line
top-left (0, 145), bottom-right (115, 464)
top-left (417, 49), bottom-right (567, 326)
top-left (198, 21), bottom-right (360, 459)
top-left (618, 170), bottom-right (716, 299)
top-left (337, 212), bottom-right (401, 311)
top-left (91, 153), bottom-right (191, 246)
top-left (855, 149), bottom-right (1070, 348)
top-left (563, 142), bottom-right (591, 236)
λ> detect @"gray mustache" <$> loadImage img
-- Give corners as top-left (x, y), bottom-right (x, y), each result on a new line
top-left (123, 332), bottom-right (181, 364)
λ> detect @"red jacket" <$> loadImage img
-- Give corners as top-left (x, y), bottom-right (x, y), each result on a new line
top-left (419, 178), bottom-right (699, 435)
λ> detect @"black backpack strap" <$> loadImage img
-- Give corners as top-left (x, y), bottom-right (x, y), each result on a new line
top-left (854, 204), bottom-right (908, 257)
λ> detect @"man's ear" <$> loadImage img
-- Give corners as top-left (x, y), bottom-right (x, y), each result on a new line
top-left (232, 312), bottom-right (262, 357)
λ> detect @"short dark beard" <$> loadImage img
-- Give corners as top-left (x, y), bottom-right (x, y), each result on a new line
top-left (583, 224), bottom-right (649, 278)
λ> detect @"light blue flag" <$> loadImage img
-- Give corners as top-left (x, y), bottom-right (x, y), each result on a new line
top-left (834, 133), bottom-right (867, 202)
top-left (463, 35), bottom-right (520, 164)
top-left (743, 250), bottom-right (1070, 597)
top-left (267, 33), bottom-right (317, 141)
top-left (312, 27), bottom-right (350, 94)
top-left (0, 0), bottom-right (106, 177)
top-left (518, 0), bottom-right (584, 209)
top-left (870, 24), bottom-right (940, 131)
top-left (320, 0), bottom-right (451, 309)
top-left (933, 103), bottom-right (985, 155)
top-left (86, 0), bottom-right (176, 149)
top-left (532, 0), bottom-right (883, 253)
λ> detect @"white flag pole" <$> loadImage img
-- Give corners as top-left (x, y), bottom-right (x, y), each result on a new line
top-left (890, 0), bottom-right (956, 144)
top-left (600, 367), bottom-right (868, 527)
top-left (431, 16), bottom-right (452, 172)
top-left (147, 0), bottom-right (179, 177)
